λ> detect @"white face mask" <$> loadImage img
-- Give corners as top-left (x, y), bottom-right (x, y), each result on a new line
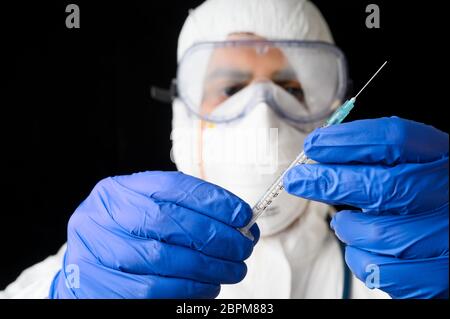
top-left (172, 83), bottom-right (310, 236)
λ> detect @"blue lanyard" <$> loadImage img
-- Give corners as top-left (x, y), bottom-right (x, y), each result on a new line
top-left (338, 239), bottom-right (352, 299)
top-left (327, 213), bottom-right (352, 299)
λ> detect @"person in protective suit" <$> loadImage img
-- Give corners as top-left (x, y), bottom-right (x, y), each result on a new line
top-left (1, 0), bottom-right (448, 299)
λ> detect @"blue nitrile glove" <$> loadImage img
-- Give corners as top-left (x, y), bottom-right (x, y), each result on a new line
top-left (283, 117), bottom-right (449, 299)
top-left (49, 171), bottom-right (259, 298)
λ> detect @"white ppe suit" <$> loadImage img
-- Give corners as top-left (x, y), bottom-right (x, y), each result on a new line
top-left (0, 0), bottom-right (389, 299)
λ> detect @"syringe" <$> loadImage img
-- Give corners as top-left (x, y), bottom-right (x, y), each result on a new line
top-left (239, 61), bottom-right (388, 240)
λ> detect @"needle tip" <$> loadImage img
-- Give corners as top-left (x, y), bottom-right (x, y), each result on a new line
top-left (353, 60), bottom-right (388, 99)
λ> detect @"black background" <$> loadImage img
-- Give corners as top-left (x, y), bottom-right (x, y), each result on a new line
top-left (1, 0), bottom-right (447, 289)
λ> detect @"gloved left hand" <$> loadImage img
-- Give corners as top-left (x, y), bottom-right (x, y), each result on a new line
top-left (284, 117), bottom-right (448, 299)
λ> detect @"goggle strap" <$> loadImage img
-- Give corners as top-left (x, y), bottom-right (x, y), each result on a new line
top-left (150, 79), bottom-right (178, 104)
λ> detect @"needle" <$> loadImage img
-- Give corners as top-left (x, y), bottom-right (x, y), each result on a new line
top-left (354, 61), bottom-right (388, 99)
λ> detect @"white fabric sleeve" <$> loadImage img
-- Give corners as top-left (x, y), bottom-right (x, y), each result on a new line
top-left (0, 244), bottom-right (66, 299)
top-left (351, 275), bottom-right (390, 299)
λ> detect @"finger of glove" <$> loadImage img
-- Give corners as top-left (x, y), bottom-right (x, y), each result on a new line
top-left (111, 171), bottom-right (252, 227)
top-left (305, 117), bottom-right (449, 165)
top-left (70, 190), bottom-right (254, 261)
top-left (283, 158), bottom-right (448, 214)
top-left (248, 223), bottom-right (260, 245)
top-left (60, 258), bottom-right (221, 299)
top-left (331, 207), bottom-right (449, 259)
top-left (345, 246), bottom-right (449, 299)
top-left (66, 228), bottom-right (247, 285)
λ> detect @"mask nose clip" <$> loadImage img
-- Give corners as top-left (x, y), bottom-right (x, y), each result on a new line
top-left (250, 81), bottom-right (274, 105)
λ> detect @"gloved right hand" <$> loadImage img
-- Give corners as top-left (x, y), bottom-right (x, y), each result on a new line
top-left (49, 171), bottom-right (259, 298)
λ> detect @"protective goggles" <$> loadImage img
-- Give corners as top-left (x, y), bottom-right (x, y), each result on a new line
top-left (152, 40), bottom-right (349, 127)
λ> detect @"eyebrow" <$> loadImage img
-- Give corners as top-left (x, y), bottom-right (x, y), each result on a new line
top-left (205, 68), bottom-right (252, 81)
top-left (272, 68), bottom-right (299, 82)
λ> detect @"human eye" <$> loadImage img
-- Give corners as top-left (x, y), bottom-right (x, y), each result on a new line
top-left (221, 83), bottom-right (246, 97)
top-left (277, 81), bottom-right (305, 102)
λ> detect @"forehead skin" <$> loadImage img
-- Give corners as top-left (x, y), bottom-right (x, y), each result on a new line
top-left (205, 33), bottom-right (289, 81)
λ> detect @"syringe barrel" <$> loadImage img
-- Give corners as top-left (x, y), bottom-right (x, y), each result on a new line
top-left (239, 150), bottom-right (310, 239)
